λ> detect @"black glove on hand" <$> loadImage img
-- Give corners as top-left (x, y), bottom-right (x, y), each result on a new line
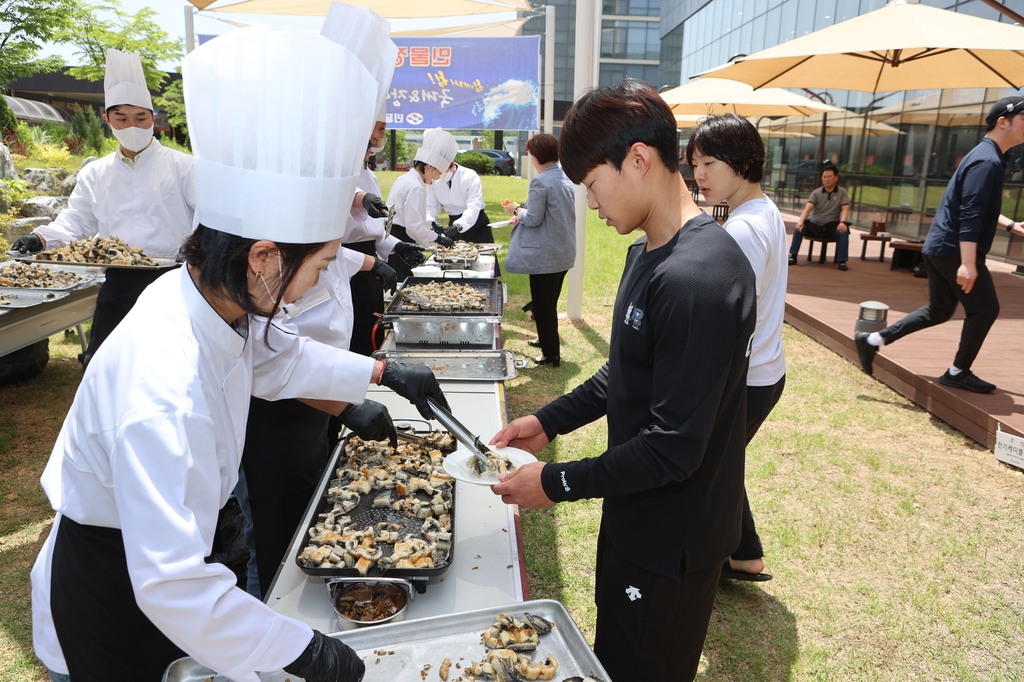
top-left (379, 361), bottom-right (450, 420)
top-left (430, 220), bottom-right (445, 235)
top-left (434, 232), bottom-right (455, 248)
top-left (284, 631), bottom-right (365, 682)
top-left (361, 193), bottom-right (388, 219)
top-left (370, 258), bottom-right (398, 293)
top-left (444, 226), bottom-right (461, 241)
top-left (340, 400), bottom-right (397, 447)
top-left (11, 234), bottom-right (43, 254)
top-left (393, 241), bottom-right (426, 268)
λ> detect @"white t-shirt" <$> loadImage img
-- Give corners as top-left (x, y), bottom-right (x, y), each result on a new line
top-left (723, 197), bottom-right (787, 386)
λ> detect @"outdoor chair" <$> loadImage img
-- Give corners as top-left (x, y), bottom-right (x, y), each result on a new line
top-left (805, 235), bottom-right (839, 264)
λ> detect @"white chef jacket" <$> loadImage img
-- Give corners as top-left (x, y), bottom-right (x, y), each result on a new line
top-left (35, 138), bottom-right (195, 259)
top-left (426, 164), bottom-right (484, 232)
top-left (387, 168), bottom-right (441, 247)
top-left (284, 250), bottom-right (365, 349)
top-left (345, 166), bottom-right (400, 260)
top-left (31, 266), bottom-right (376, 680)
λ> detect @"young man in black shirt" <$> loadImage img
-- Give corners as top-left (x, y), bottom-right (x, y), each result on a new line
top-left (855, 96), bottom-right (1024, 393)
top-left (490, 79), bottom-right (756, 682)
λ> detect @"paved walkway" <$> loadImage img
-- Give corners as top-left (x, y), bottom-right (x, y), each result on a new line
top-left (698, 198), bottom-right (1024, 447)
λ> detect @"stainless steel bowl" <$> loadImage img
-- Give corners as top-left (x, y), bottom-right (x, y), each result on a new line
top-left (330, 580), bottom-right (410, 630)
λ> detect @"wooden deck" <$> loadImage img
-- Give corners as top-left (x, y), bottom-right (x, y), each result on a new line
top-left (697, 199), bottom-right (1024, 448)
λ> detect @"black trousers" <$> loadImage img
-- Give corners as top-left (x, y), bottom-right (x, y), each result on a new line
top-left (880, 254), bottom-right (999, 371)
top-left (732, 375), bottom-right (787, 561)
top-left (51, 517), bottom-right (186, 681)
top-left (593, 529), bottom-right (722, 681)
top-left (386, 224), bottom-right (415, 284)
top-left (344, 239), bottom-right (384, 356)
top-left (83, 267), bottom-right (171, 367)
top-left (529, 271), bottom-right (567, 361)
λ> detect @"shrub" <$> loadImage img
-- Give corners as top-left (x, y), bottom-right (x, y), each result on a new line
top-left (0, 235), bottom-right (9, 253)
top-left (35, 142), bottom-right (72, 168)
top-left (64, 134), bottom-right (85, 155)
top-left (0, 96), bottom-right (17, 141)
top-left (72, 105), bottom-right (106, 155)
top-left (455, 151), bottom-right (494, 176)
top-left (0, 179), bottom-right (35, 212)
top-left (158, 133), bottom-right (191, 154)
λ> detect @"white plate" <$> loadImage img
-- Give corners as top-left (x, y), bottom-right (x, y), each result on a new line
top-left (442, 446), bottom-right (537, 486)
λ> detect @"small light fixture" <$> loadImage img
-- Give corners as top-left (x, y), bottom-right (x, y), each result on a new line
top-left (855, 301), bottom-right (889, 334)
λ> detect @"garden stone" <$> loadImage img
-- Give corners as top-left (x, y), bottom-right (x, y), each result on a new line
top-left (21, 195), bottom-right (68, 220)
top-left (48, 167), bottom-right (68, 181)
top-left (0, 144), bottom-right (17, 181)
top-left (81, 156), bottom-right (97, 169)
top-left (62, 172), bottom-right (78, 196)
top-left (22, 168), bottom-right (57, 192)
top-left (5, 216), bottom-right (51, 242)
top-left (0, 181), bottom-right (9, 215)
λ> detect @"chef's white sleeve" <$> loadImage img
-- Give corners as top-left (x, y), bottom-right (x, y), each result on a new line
top-left (401, 183), bottom-right (439, 247)
top-left (112, 412), bottom-right (313, 682)
top-left (426, 184), bottom-right (441, 224)
top-left (376, 233), bottom-right (401, 260)
top-left (455, 172), bottom-right (484, 231)
top-left (34, 170), bottom-right (100, 249)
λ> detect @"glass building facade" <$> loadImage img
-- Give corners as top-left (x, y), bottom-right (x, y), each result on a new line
top-left (659, 0), bottom-right (1024, 263)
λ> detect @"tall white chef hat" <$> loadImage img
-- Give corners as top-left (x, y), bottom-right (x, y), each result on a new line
top-left (377, 101), bottom-right (387, 124)
top-left (182, 25), bottom-right (376, 243)
top-left (414, 128), bottom-right (459, 171)
top-left (320, 2), bottom-right (397, 134)
top-left (104, 48), bottom-right (153, 111)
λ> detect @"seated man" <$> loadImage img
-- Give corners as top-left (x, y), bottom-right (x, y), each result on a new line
top-left (788, 164), bottom-right (850, 270)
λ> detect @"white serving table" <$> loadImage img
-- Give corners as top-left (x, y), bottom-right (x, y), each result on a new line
top-left (263, 377), bottom-right (527, 631)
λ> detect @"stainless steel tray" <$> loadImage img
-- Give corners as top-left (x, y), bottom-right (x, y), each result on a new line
top-left (162, 599), bottom-right (608, 682)
top-left (0, 289), bottom-right (69, 308)
top-left (373, 349), bottom-right (521, 381)
top-left (12, 254), bottom-right (179, 270)
top-left (0, 260), bottom-right (102, 291)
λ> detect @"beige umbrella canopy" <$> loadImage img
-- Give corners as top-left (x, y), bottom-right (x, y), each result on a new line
top-left (759, 112), bottom-right (903, 137)
top-left (674, 112), bottom-right (814, 137)
top-left (867, 91), bottom-right (1003, 127)
top-left (699, 0), bottom-right (1024, 93)
top-left (660, 78), bottom-right (842, 117)
top-left (207, 0), bottom-right (521, 18)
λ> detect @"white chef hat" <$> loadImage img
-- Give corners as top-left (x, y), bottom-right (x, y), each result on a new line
top-left (415, 128), bottom-right (459, 171)
top-left (104, 49), bottom-right (153, 111)
top-left (320, 2), bottom-right (397, 133)
top-left (182, 25), bottom-right (376, 244)
top-left (377, 102), bottom-right (387, 124)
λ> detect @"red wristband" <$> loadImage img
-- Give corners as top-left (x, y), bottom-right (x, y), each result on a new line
top-left (375, 359), bottom-right (386, 385)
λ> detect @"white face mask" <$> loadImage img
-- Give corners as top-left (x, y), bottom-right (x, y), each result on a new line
top-left (277, 286), bottom-right (331, 320)
top-left (438, 170), bottom-right (454, 184)
top-left (112, 124), bottom-right (154, 153)
top-left (368, 143), bottom-right (385, 154)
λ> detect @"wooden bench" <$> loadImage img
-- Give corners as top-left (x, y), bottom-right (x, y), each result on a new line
top-left (805, 235), bottom-right (838, 264)
top-left (860, 221), bottom-right (892, 261)
top-left (890, 240), bottom-right (924, 271)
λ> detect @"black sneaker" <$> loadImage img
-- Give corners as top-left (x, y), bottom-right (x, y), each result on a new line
top-left (838, 261), bottom-right (848, 271)
top-left (854, 332), bottom-right (878, 375)
top-left (788, 254), bottom-right (797, 266)
top-left (939, 370), bottom-right (995, 394)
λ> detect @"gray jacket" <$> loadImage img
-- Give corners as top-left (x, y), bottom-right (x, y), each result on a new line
top-left (504, 164), bottom-right (577, 275)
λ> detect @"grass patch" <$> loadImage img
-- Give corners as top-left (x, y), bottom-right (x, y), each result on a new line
top-left (2, 174), bottom-right (1023, 681)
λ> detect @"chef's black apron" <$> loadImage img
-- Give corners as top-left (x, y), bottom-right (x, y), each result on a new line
top-left (241, 396), bottom-right (331, 596)
top-left (448, 212), bottom-right (500, 276)
top-left (385, 224), bottom-right (415, 284)
top-left (82, 267), bottom-right (176, 368)
top-left (343, 239), bottom-right (384, 356)
top-left (51, 516), bottom-right (187, 681)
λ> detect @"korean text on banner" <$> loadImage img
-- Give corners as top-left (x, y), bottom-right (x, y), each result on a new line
top-left (386, 36), bottom-right (540, 131)
top-left (994, 425), bottom-right (1024, 470)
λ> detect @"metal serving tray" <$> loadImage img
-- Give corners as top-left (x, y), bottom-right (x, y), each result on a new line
top-left (294, 432), bottom-right (455, 583)
top-left (385, 277), bottom-right (503, 318)
top-left (373, 349), bottom-right (520, 381)
top-left (0, 289), bottom-right (69, 308)
top-left (0, 260), bottom-right (101, 291)
top-left (12, 253), bottom-right (179, 270)
top-left (162, 599), bottom-right (608, 682)
top-left (385, 278), bottom-right (504, 348)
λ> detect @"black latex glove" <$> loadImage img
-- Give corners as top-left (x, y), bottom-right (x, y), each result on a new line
top-left (430, 220), bottom-right (445, 235)
top-left (370, 258), bottom-right (397, 293)
top-left (340, 400), bottom-right (397, 447)
top-left (434, 232), bottom-right (455, 248)
top-left (284, 630), bottom-right (365, 682)
top-left (444, 226), bottom-right (461, 241)
top-left (393, 241), bottom-right (426, 268)
top-left (11, 233), bottom-right (43, 254)
top-left (379, 360), bottom-right (450, 420)
top-left (361, 192), bottom-right (388, 219)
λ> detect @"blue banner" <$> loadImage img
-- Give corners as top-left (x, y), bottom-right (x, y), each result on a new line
top-left (386, 36), bottom-right (540, 131)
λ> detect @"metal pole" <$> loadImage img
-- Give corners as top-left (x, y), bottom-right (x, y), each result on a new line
top-left (544, 5), bottom-right (555, 135)
top-left (389, 129), bottom-right (397, 172)
top-left (567, 0), bottom-right (596, 322)
top-left (184, 6), bottom-right (195, 54)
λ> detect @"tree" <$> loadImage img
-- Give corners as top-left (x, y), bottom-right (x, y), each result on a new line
top-left (58, 0), bottom-right (182, 90)
top-left (381, 130), bottom-right (416, 166)
top-left (154, 72), bottom-right (186, 142)
top-left (0, 0), bottom-right (77, 88)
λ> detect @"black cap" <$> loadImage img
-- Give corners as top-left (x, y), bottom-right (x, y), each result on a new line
top-left (986, 96), bottom-right (1024, 126)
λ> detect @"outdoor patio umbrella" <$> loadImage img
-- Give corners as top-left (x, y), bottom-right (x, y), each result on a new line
top-left (660, 78), bottom-right (842, 117)
top-left (759, 112), bottom-right (903, 137)
top-left (698, 0), bottom-right (1024, 93)
top-left (205, 0), bottom-right (523, 18)
top-left (674, 112), bottom-right (813, 137)
top-left (868, 92), bottom-right (992, 127)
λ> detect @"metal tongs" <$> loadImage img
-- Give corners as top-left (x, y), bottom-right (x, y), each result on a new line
top-left (426, 397), bottom-right (495, 471)
top-left (384, 204), bottom-right (397, 236)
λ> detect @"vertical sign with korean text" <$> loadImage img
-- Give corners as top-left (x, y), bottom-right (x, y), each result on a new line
top-left (386, 37), bottom-right (540, 131)
top-left (994, 426), bottom-right (1024, 470)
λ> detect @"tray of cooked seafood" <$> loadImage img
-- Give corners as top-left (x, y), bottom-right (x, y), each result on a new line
top-left (385, 278), bottom-right (503, 317)
top-left (432, 241), bottom-right (480, 269)
top-left (162, 599), bottom-right (609, 682)
top-left (0, 260), bottom-right (100, 291)
top-left (295, 431), bottom-right (458, 581)
top-left (372, 349), bottom-right (519, 381)
top-left (13, 235), bottom-right (178, 269)
top-left (0, 288), bottom-right (70, 308)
